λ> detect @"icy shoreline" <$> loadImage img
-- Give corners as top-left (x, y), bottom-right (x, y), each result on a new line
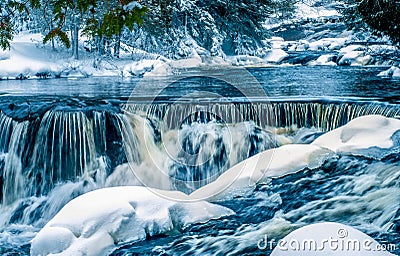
top-left (1, 31), bottom-right (399, 81)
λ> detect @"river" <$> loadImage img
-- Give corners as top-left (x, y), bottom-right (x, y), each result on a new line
top-left (0, 66), bottom-right (399, 255)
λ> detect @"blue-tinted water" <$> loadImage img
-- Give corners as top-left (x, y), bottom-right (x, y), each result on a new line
top-left (0, 66), bottom-right (399, 255)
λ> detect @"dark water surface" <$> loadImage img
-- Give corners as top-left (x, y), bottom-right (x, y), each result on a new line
top-left (0, 66), bottom-right (398, 101)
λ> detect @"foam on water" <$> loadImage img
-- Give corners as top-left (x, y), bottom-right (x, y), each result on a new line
top-left (0, 97), bottom-right (400, 255)
top-left (151, 154), bottom-right (400, 255)
top-left (27, 115), bottom-right (400, 255)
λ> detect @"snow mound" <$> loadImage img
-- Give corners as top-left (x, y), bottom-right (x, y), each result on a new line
top-left (337, 45), bottom-right (372, 66)
top-left (263, 49), bottom-right (289, 64)
top-left (169, 52), bottom-right (203, 69)
top-left (378, 66), bottom-right (400, 79)
top-left (308, 38), bottom-right (347, 51)
top-left (123, 59), bottom-right (166, 77)
top-left (228, 55), bottom-right (265, 66)
top-left (271, 222), bottom-right (394, 255)
top-left (31, 186), bottom-right (233, 256)
top-left (338, 51), bottom-right (372, 66)
top-left (189, 144), bottom-right (332, 201)
top-left (295, 2), bottom-right (340, 20)
top-left (308, 54), bottom-right (337, 66)
top-left (312, 115), bottom-right (400, 155)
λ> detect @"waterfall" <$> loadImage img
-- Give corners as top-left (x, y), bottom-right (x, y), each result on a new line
top-left (124, 100), bottom-right (400, 131)
top-left (0, 110), bottom-right (124, 205)
top-left (0, 100), bottom-right (399, 204)
top-left (0, 113), bottom-right (16, 154)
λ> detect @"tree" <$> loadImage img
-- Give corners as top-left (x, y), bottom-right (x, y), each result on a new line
top-left (0, 0), bottom-right (40, 50)
top-left (43, 0), bottom-right (147, 59)
top-left (339, 0), bottom-right (400, 45)
top-left (357, 0), bottom-right (400, 44)
top-left (135, 0), bottom-right (275, 58)
top-left (85, 0), bottom-right (147, 57)
top-left (43, 0), bottom-right (98, 59)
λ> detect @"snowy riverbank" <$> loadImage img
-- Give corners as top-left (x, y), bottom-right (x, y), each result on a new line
top-left (1, 0), bottom-right (399, 80)
top-left (1, 32), bottom-right (399, 80)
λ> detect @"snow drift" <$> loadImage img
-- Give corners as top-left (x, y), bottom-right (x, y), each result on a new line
top-left (312, 115), bottom-right (400, 157)
top-left (30, 186), bottom-right (234, 256)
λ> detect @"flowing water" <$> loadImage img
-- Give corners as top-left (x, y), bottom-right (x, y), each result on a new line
top-left (0, 66), bottom-right (399, 255)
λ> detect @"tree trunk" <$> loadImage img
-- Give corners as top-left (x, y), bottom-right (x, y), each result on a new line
top-left (114, 33), bottom-right (121, 58)
top-left (73, 15), bottom-right (79, 60)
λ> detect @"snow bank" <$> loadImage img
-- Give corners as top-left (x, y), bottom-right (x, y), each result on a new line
top-left (169, 51), bottom-right (203, 69)
top-left (31, 186), bottom-right (233, 256)
top-left (271, 222), bottom-right (394, 255)
top-left (0, 34), bottom-right (62, 79)
top-left (189, 144), bottom-right (332, 201)
top-left (312, 115), bottom-right (400, 155)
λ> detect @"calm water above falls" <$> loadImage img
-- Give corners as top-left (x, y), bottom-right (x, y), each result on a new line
top-left (0, 66), bottom-right (399, 255)
top-left (0, 66), bottom-right (399, 102)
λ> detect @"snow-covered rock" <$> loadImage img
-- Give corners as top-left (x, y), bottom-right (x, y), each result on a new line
top-left (263, 49), bottom-right (289, 63)
top-left (123, 59), bottom-right (166, 77)
top-left (189, 144), bottom-right (332, 201)
top-left (295, 40), bottom-right (310, 51)
top-left (340, 45), bottom-right (365, 53)
top-left (393, 67), bottom-right (400, 78)
top-left (228, 55), bottom-right (264, 66)
top-left (336, 44), bottom-right (374, 66)
top-left (308, 38), bottom-right (347, 51)
top-left (267, 37), bottom-right (286, 49)
top-left (312, 115), bottom-right (400, 155)
top-left (271, 222), bottom-right (395, 256)
top-left (190, 115), bottom-right (400, 201)
top-left (380, 66), bottom-right (400, 79)
top-left (338, 51), bottom-right (372, 66)
top-left (31, 186), bottom-right (233, 256)
top-left (308, 54), bottom-right (337, 66)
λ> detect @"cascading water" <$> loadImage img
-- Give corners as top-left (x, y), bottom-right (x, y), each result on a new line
top-left (125, 100), bottom-right (400, 131)
top-left (0, 69), bottom-right (399, 255)
top-left (0, 109), bottom-right (125, 205)
top-left (1, 100), bottom-right (399, 203)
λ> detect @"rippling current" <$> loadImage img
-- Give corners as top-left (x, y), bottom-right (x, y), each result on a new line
top-left (0, 66), bottom-right (399, 255)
